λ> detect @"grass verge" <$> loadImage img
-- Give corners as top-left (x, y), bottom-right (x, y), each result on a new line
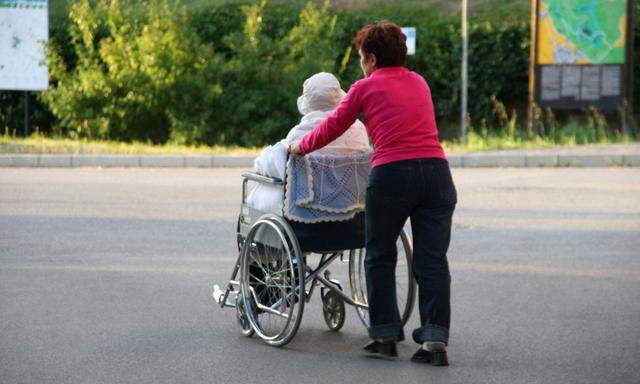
top-left (0, 134), bottom-right (262, 155)
top-left (1, 129), bottom-right (636, 155)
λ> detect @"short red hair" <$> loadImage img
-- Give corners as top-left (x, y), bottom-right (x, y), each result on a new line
top-left (353, 22), bottom-right (407, 67)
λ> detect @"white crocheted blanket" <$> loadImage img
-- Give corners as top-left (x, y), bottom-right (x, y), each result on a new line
top-left (284, 152), bottom-right (372, 223)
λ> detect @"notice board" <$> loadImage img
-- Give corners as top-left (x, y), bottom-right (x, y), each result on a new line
top-left (533, 0), bottom-right (634, 110)
top-left (0, 0), bottom-right (49, 91)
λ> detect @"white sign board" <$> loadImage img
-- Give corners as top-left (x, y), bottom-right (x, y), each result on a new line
top-left (0, 0), bottom-right (49, 90)
top-left (401, 27), bottom-right (416, 55)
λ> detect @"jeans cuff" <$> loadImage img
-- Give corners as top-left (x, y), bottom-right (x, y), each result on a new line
top-left (412, 324), bottom-right (449, 344)
top-left (368, 323), bottom-right (405, 342)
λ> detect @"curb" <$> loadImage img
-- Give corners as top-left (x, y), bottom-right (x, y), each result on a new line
top-left (0, 153), bottom-right (638, 168)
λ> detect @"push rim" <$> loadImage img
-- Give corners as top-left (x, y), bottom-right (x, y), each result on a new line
top-left (349, 228), bottom-right (416, 328)
top-left (240, 217), bottom-right (304, 346)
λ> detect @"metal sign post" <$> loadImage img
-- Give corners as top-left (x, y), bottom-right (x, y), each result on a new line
top-left (623, 0), bottom-right (636, 135)
top-left (528, 0), bottom-right (538, 136)
top-left (461, 0), bottom-right (469, 143)
top-left (23, 91), bottom-right (29, 137)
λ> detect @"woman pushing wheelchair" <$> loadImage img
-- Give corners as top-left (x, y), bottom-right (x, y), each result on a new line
top-left (290, 22), bottom-right (457, 365)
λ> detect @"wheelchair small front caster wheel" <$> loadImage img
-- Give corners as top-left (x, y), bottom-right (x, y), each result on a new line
top-left (236, 295), bottom-right (255, 337)
top-left (321, 289), bottom-right (345, 331)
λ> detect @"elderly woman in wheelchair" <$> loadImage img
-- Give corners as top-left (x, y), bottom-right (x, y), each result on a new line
top-left (212, 73), bottom-right (417, 346)
top-left (246, 72), bottom-right (369, 214)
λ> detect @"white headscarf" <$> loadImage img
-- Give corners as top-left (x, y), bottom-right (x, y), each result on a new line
top-left (296, 72), bottom-right (347, 115)
top-left (289, 72), bottom-right (369, 153)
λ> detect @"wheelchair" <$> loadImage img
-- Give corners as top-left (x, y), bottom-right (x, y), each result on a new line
top-left (212, 168), bottom-right (417, 347)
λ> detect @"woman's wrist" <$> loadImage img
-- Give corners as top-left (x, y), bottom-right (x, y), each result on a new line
top-left (288, 139), bottom-right (305, 156)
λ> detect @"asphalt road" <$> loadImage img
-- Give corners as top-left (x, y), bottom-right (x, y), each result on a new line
top-left (1, 168), bottom-right (639, 384)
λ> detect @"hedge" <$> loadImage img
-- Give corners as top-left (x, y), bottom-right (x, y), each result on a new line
top-left (0, 0), bottom-right (638, 145)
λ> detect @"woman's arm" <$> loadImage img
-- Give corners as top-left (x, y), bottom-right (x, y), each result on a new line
top-left (297, 83), bottom-right (362, 155)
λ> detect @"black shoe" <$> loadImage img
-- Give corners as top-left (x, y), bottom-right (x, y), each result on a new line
top-left (363, 339), bottom-right (398, 360)
top-left (411, 347), bottom-right (449, 366)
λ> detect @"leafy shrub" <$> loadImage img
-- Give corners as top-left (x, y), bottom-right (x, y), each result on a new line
top-left (42, 0), bottom-right (220, 144)
top-left (209, 0), bottom-right (342, 146)
top-left (1, 0), bottom-right (637, 144)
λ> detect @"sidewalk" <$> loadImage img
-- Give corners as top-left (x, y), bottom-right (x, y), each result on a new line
top-left (1, 144), bottom-right (639, 168)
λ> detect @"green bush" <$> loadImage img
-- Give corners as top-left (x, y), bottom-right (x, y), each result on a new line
top-left (42, 0), bottom-right (221, 144)
top-left (208, 0), bottom-right (343, 146)
top-left (0, 0), bottom-right (637, 145)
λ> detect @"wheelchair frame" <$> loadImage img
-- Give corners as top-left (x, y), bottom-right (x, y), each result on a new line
top-left (212, 171), bottom-right (416, 347)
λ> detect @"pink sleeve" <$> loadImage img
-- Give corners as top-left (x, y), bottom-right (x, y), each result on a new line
top-left (299, 83), bottom-right (362, 155)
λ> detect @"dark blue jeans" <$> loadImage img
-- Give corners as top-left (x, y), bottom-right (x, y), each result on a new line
top-left (365, 157), bottom-right (457, 344)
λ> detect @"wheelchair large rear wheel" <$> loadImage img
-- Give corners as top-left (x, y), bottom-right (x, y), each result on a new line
top-left (348, 227), bottom-right (417, 328)
top-left (240, 215), bottom-right (305, 347)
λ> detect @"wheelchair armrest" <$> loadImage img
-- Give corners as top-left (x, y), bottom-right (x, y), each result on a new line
top-left (242, 172), bottom-right (284, 186)
top-left (241, 172), bottom-right (284, 205)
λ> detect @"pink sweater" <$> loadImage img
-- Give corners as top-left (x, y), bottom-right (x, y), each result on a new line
top-left (299, 66), bottom-right (446, 168)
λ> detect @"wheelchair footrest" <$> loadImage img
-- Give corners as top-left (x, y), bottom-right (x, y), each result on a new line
top-left (212, 284), bottom-right (237, 308)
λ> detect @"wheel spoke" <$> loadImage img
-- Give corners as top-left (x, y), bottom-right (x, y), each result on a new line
top-left (248, 272), bottom-right (268, 286)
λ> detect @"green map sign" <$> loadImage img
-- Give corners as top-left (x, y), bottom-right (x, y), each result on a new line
top-left (537, 0), bottom-right (627, 64)
top-left (534, 0), bottom-right (633, 110)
